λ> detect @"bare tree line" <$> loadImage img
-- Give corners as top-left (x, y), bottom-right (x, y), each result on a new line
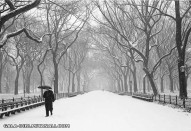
top-left (0, 0), bottom-right (91, 95)
top-left (88, 0), bottom-right (191, 98)
top-left (1, 0), bottom-right (191, 99)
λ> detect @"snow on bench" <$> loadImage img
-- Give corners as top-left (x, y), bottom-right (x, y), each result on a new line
top-left (0, 96), bottom-right (44, 119)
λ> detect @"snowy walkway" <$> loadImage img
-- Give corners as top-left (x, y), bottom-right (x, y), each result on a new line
top-left (0, 91), bottom-right (191, 131)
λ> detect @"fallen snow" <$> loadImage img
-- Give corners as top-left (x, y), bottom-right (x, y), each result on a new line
top-left (0, 90), bottom-right (191, 131)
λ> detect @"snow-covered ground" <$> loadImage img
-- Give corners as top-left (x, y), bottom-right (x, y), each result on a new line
top-left (0, 90), bottom-right (191, 131)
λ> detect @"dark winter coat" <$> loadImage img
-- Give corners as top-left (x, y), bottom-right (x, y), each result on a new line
top-left (43, 90), bottom-right (55, 103)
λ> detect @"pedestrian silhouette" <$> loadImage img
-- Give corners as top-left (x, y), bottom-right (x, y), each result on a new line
top-left (43, 88), bottom-right (55, 117)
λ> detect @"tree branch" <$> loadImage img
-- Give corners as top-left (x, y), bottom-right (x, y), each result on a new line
top-left (5, 0), bottom-right (15, 10)
top-left (130, 47), bottom-right (147, 63)
top-left (183, 27), bottom-right (191, 52)
top-left (118, 2), bottom-right (176, 20)
top-left (57, 18), bottom-right (88, 64)
top-left (0, 28), bottom-right (51, 48)
top-left (0, 0), bottom-right (41, 30)
top-left (152, 46), bottom-right (177, 74)
top-left (181, 5), bottom-right (191, 19)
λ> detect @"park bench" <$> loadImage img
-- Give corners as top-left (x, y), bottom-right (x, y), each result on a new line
top-left (132, 93), bottom-right (153, 102)
top-left (0, 96), bottom-right (44, 119)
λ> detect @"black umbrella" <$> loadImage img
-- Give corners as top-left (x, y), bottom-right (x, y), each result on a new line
top-left (38, 85), bottom-right (52, 89)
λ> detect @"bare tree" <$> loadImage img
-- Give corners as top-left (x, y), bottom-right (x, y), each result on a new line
top-left (0, 50), bottom-right (8, 93)
top-left (92, 0), bottom-right (179, 95)
top-left (5, 38), bottom-right (25, 95)
top-left (0, 0), bottom-right (44, 48)
top-left (43, 0), bottom-right (89, 93)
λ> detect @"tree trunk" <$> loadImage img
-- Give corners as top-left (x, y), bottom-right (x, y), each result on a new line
top-left (71, 73), bottom-right (75, 92)
top-left (68, 71), bottom-right (71, 94)
top-left (37, 65), bottom-right (43, 96)
top-left (0, 66), bottom-right (2, 93)
top-left (54, 64), bottom-right (59, 93)
top-left (178, 60), bottom-right (187, 98)
top-left (120, 77), bottom-right (123, 92)
top-left (53, 53), bottom-right (58, 93)
top-left (26, 62), bottom-right (33, 94)
top-left (117, 79), bottom-right (120, 92)
top-left (132, 70), bottom-right (138, 92)
top-left (143, 76), bottom-right (146, 94)
top-left (77, 72), bottom-right (81, 92)
top-left (128, 74), bottom-right (132, 94)
top-left (14, 67), bottom-right (19, 95)
top-left (144, 69), bottom-right (158, 95)
top-left (123, 75), bottom-right (128, 92)
top-left (175, 1), bottom-right (187, 98)
top-left (26, 75), bottom-right (31, 93)
top-left (160, 75), bottom-right (164, 93)
top-left (169, 73), bottom-right (174, 92)
top-left (0, 51), bottom-right (3, 93)
top-left (147, 74), bottom-right (157, 95)
top-left (5, 81), bottom-right (10, 93)
top-left (22, 70), bottom-right (26, 96)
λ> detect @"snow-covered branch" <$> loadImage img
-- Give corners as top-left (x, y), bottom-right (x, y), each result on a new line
top-left (0, 0), bottom-right (41, 30)
top-left (5, 0), bottom-right (15, 11)
top-left (0, 28), bottom-right (51, 48)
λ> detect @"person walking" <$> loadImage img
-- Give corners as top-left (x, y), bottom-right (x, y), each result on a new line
top-left (43, 88), bottom-right (55, 117)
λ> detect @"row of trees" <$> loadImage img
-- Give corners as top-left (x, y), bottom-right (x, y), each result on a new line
top-left (88, 0), bottom-right (191, 98)
top-left (1, 0), bottom-right (191, 98)
top-left (0, 0), bottom-right (92, 95)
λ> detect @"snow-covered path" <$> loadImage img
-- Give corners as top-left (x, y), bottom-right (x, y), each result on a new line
top-left (1, 91), bottom-right (191, 131)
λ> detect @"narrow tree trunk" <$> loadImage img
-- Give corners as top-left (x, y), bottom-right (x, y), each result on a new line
top-left (68, 71), bottom-right (71, 94)
top-left (0, 66), bottom-right (2, 93)
top-left (38, 66), bottom-right (43, 86)
top-left (117, 79), bottom-right (120, 92)
top-left (147, 75), bottom-right (157, 95)
top-left (53, 52), bottom-right (58, 93)
top-left (71, 73), bottom-right (75, 92)
top-left (169, 73), bottom-right (174, 92)
top-left (26, 75), bottom-right (31, 93)
top-left (120, 78), bottom-right (123, 92)
top-left (0, 51), bottom-right (3, 93)
top-left (128, 74), bottom-right (132, 94)
top-left (144, 69), bottom-right (158, 95)
top-left (5, 81), bottom-right (9, 93)
top-left (14, 67), bottom-right (19, 95)
top-left (37, 64), bottom-right (43, 96)
top-left (26, 62), bottom-right (33, 94)
top-left (77, 73), bottom-right (81, 92)
top-left (123, 75), bottom-right (128, 92)
top-left (54, 64), bottom-right (59, 93)
top-left (132, 70), bottom-right (138, 92)
top-left (160, 75), bottom-right (164, 93)
top-left (143, 76), bottom-right (146, 94)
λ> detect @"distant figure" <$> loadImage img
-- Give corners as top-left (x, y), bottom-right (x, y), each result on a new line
top-left (43, 88), bottom-right (55, 117)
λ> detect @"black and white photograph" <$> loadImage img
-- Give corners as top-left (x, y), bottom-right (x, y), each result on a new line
top-left (0, 0), bottom-right (191, 131)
